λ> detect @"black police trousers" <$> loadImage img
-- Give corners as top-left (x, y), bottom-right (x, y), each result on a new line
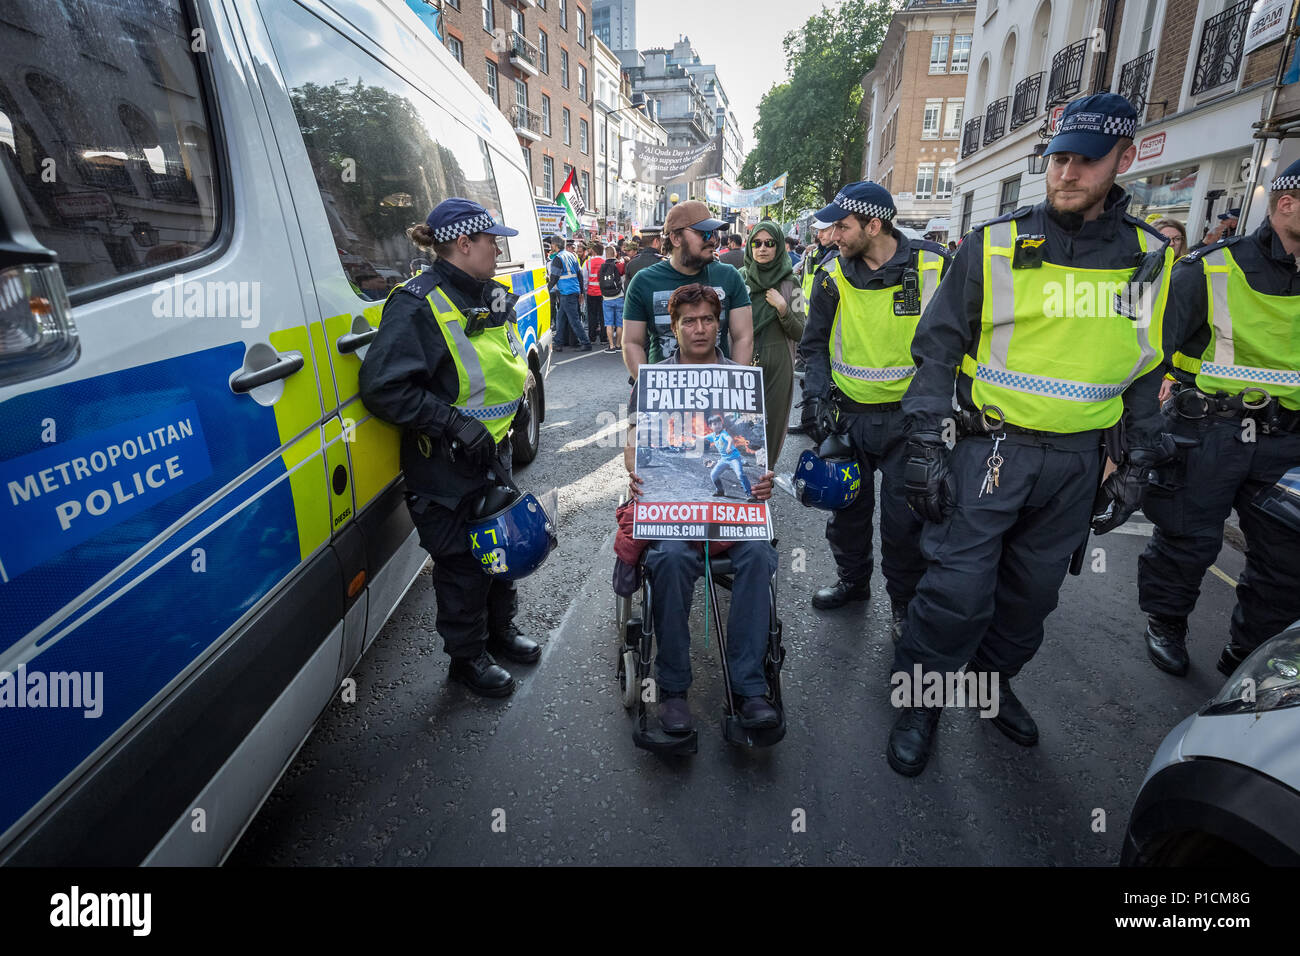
top-left (893, 430), bottom-right (1102, 679)
top-left (1138, 415), bottom-right (1300, 652)
top-left (825, 406), bottom-right (925, 603)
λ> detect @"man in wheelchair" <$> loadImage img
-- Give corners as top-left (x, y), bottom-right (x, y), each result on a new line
top-left (623, 283), bottom-right (781, 734)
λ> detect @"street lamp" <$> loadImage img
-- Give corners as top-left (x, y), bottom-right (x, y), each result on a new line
top-left (669, 193), bottom-right (680, 205)
top-left (1027, 118), bottom-right (1052, 175)
top-left (598, 92), bottom-right (646, 236)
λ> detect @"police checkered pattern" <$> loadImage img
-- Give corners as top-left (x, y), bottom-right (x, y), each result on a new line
top-left (975, 364), bottom-right (1126, 402)
top-left (832, 360), bottom-right (915, 381)
top-left (1271, 174), bottom-right (1300, 191)
top-left (462, 398), bottom-right (522, 420)
top-left (833, 192), bottom-right (894, 221)
top-left (431, 212), bottom-right (497, 243)
top-left (1101, 115), bottom-right (1137, 138)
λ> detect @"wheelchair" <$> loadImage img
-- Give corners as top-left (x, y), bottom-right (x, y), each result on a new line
top-left (614, 537), bottom-right (787, 755)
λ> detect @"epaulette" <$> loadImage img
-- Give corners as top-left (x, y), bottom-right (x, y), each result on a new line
top-left (978, 205), bottom-right (1035, 230)
top-left (912, 237), bottom-right (949, 256)
top-left (1124, 214), bottom-right (1172, 248)
top-left (394, 269), bottom-right (438, 299)
top-left (1180, 234), bottom-right (1242, 263)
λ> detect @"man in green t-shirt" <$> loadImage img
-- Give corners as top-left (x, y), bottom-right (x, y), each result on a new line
top-left (622, 200), bottom-right (753, 374)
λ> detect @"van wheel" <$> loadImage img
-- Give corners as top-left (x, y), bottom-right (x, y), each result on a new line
top-left (511, 370), bottom-right (540, 465)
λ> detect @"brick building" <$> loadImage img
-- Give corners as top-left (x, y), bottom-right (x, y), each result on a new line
top-left (859, 0), bottom-right (978, 237)
top-left (949, 0), bottom-right (1293, 244)
top-left (437, 0), bottom-right (595, 215)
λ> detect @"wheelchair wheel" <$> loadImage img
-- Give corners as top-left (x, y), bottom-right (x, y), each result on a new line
top-left (618, 648), bottom-right (639, 710)
top-left (615, 589), bottom-right (631, 638)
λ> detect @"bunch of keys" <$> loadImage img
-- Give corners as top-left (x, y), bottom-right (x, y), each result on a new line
top-left (979, 432), bottom-right (1006, 497)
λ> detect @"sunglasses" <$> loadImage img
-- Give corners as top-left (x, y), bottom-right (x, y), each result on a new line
top-left (690, 228), bottom-right (718, 243)
top-left (752, 239), bottom-right (778, 248)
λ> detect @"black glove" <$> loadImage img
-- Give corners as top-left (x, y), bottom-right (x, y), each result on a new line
top-left (903, 431), bottom-right (954, 523)
top-left (446, 413), bottom-right (497, 472)
top-left (806, 395), bottom-right (839, 445)
top-left (1090, 441), bottom-right (1170, 534)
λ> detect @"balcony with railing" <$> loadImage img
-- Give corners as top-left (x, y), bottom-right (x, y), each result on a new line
top-left (1191, 0), bottom-right (1252, 95)
top-left (983, 96), bottom-right (1009, 145)
top-left (1118, 49), bottom-right (1156, 115)
top-left (1010, 72), bottom-right (1044, 130)
top-left (1047, 38), bottom-right (1088, 105)
top-left (512, 104), bottom-right (542, 141)
top-left (509, 31), bottom-right (540, 77)
top-left (961, 116), bottom-right (982, 158)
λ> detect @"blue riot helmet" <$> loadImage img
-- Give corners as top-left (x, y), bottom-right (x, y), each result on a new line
top-left (793, 432), bottom-right (862, 510)
top-left (1251, 466), bottom-right (1300, 535)
top-left (467, 484), bottom-right (557, 580)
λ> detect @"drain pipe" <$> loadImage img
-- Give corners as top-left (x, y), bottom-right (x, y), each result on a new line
top-left (1092, 0), bottom-right (1121, 93)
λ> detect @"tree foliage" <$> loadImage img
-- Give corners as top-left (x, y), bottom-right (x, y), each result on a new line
top-left (740, 0), bottom-right (897, 212)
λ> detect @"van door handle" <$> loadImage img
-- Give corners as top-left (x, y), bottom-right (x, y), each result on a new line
top-left (337, 327), bottom-right (378, 354)
top-left (230, 352), bottom-right (305, 393)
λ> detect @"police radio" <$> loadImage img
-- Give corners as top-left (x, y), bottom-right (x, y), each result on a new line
top-left (893, 266), bottom-right (921, 315)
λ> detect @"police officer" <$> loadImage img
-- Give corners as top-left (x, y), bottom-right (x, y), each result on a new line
top-left (358, 198), bottom-right (540, 698)
top-left (892, 94), bottom-right (1175, 776)
top-left (799, 182), bottom-right (947, 637)
top-left (1139, 158), bottom-right (1300, 677)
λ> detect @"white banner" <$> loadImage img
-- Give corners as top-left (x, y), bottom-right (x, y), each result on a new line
top-left (1244, 0), bottom-right (1292, 56)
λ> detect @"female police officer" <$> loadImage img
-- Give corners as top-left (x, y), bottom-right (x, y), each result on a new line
top-left (359, 198), bottom-right (539, 697)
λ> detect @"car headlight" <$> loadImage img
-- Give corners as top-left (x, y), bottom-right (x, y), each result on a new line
top-left (1203, 629), bottom-right (1300, 716)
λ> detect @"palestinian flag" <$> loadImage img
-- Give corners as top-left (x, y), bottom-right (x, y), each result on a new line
top-left (555, 168), bottom-right (586, 231)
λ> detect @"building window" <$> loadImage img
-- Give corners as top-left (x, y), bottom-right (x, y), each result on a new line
top-left (999, 175), bottom-right (1021, 216)
top-left (943, 100), bottom-right (963, 138)
top-left (486, 60), bottom-right (499, 105)
top-left (951, 35), bottom-right (972, 74)
top-left (543, 155), bottom-right (554, 195)
top-left (578, 64), bottom-right (587, 102)
top-left (446, 35), bottom-right (464, 65)
top-left (446, 0), bottom-right (459, 7)
top-left (515, 78), bottom-right (528, 110)
top-left (482, 0), bottom-right (494, 34)
top-left (542, 95), bottom-right (552, 134)
top-left (922, 99), bottom-right (942, 138)
top-left (563, 107), bottom-right (571, 144)
top-left (937, 161), bottom-right (955, 200)
top-left (580, 117), bottom-right (589, 153)
top-left (915, 163), bottom-right (935, 200)
top-left (581, 171), bottom-right (590, 204)
top-left (960, 192), bottom-right (974, 235)
top-left (577, 8), bottom-right (586, 46)
top-left (538, 30), bottom-right (549, 73)
top-left (522, 144), bottom-right (532, 173)
top-left (930, 35), bottom-right (950, 73)
top-left (559, 0), bottom-right (567, 30)
top-left (561, 49), bottom-right (569, 88)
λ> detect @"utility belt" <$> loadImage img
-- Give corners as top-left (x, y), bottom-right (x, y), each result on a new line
top-left (834, 395), bottom-right (902, 414)
top-left (1166, 384), bottom-right (1300, 434)
top-left (955, 403), bottom-right (1103, 450)
top-left (405, 434), bottom-right (513, 516)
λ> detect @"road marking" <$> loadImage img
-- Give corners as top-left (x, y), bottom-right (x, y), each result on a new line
top-left (1209, 564), bottom-right (1238, 588)
top-left (1108, 521), bottom-right (1154, 537)
top-left (553, 350), bottom-right (610, 367)
top-left (540, 420), bottom-right (572, 430)
top-left (560, 418), bottom-right (628, 453)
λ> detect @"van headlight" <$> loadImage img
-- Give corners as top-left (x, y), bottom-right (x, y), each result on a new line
top-left (0, 262), bottom-right (79, 385)
top-left (1203, 629), bottom-right (1300, 716)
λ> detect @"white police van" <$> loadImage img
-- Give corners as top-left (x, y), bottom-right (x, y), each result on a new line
top-left (0, 0), bottom-right (551, 864)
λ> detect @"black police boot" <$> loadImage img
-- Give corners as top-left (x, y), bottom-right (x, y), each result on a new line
top-left (1145, 614), bottom-right (1190, 676)
top-left (989, 675), bottom-right (1038, 747)
top-left (1217, 641), bottom-right (1251, 677)
top-left (887, 706), bottom-right (942, 777)
top-left (448, 650), bottom-right (515, 698)
top-left (487, 622), bottom-right (542, 665)
top-left (812, 577), bottom-right (870, 610)
top-left (890, 599), bottom-right (909, 643)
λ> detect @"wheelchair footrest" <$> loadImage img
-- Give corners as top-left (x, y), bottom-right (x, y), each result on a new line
top-left (633, 724), bottom-right (699, 755)
top-left (721, 712), bottom-right (786, 748)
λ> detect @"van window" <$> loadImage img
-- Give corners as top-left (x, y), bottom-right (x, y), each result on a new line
top-left (0, 0), bottom-right (220, 292)
top-left (264, 2), bottom-right (513, 299)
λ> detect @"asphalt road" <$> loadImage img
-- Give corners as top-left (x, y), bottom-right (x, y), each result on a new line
top-left (229, 347), bottom-right (1244, 866)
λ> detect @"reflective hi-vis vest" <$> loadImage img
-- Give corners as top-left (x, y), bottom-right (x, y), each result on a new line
top-left (827, 247), bottom-right (944, 404)
top-left (416, 283), bottom-right (528, 443)
top-left (1171, 245), bottom-right (1300, 411)
top-left (801, 248), bottom-right (826, 305)
top-left (959, 218), bottom-right (1172, 432)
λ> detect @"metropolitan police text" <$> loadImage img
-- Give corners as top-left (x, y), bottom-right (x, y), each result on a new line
top-left (641, 368), bottom-right (760, 412)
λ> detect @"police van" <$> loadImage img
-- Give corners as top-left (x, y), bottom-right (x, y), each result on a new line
top-left (0, 0), bottom-right (551, 864)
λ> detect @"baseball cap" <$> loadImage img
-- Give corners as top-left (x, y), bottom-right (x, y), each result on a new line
top-left (1271, 157), bottom-right (1300, 191)
top-left (815, 180), bottom-right (896, 225)
top-left (663, 200), bottom-right (728, 234)
top-left (1043, 93), bottom-right (1138, 160)
top-left (425, 197), bottom-right (518, 240)
top-left (1217, 207), bottom-right (1242, 221)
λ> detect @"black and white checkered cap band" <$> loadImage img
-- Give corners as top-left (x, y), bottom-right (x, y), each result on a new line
top-left (1058, 111), bottom-right (1136, 138)
top-left (431, 212), bottom-right (497, 243)
top-left (834, 193), bottom-right (894, 220)
top-left (1271, 174), bottom-right (1300, 191)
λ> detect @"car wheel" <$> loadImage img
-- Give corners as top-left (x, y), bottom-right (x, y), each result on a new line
top-left (511, 369), bottom-right (540, 465)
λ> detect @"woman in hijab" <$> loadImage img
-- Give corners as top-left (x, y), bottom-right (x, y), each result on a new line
top-left (739, 219), bottom-right (806, 465)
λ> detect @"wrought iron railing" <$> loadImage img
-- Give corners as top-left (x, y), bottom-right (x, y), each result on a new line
top-left (1118, 49), bottom-right (1156, 115)
top-left (1191, 0), bottom-right (1252, 95)
top-left (961, 116), bottom-right (982, 158)
top-left (1010, 72), bottom-right (1043, 129)
top-left (983, 96), bottom-right (1009, 145)
top-left (1047, 38), bottom-right (1088, 105)
top-left (509, 31), bottom-right (540, 67)
top-left (512, 104), bottom-right (542, 136)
